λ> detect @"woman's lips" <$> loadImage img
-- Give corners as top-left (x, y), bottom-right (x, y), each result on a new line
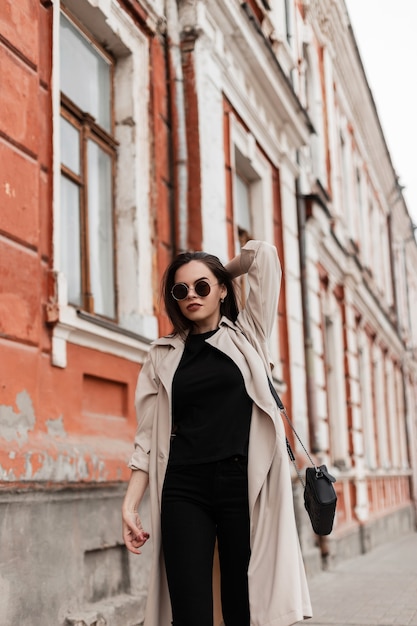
top-left (186, 303), bottom-right (201, 311)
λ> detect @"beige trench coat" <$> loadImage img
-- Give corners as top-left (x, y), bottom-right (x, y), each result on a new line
top-left (129, 241), bottom-right (312, 626)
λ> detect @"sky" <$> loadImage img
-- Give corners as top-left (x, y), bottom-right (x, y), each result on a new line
top-left (344, 0), bottom-right (417, 227)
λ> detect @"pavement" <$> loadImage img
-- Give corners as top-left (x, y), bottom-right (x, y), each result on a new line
top-left (306, 532), bottom-right (417, 626)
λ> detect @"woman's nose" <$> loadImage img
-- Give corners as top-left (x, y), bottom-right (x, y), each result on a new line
top-left (186, 286), bottom-right (198, 298)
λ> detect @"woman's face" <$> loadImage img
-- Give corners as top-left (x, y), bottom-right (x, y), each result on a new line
top-left (173, 260), bottom-right (227, 334)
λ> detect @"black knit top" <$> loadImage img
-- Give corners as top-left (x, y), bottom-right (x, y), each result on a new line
top-left (169, 329), bottom-right (253, 465)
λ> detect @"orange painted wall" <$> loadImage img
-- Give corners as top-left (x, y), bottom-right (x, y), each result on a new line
top-left (0, 1), bottom-right (171, 485)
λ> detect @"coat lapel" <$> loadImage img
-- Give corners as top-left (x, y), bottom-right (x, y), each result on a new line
top-left (153, 334), bottom-right (185, 399)
top-left (207, 320), bottom-right (277, 418)
top-left (207, 321), bottom-right (279, 515)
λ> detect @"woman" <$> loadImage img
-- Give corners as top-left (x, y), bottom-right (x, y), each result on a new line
top-left (122, 240), bottom-right (312, 626)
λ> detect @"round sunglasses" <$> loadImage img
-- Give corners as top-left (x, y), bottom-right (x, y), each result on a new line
top-left (171, 279), bottom-right (218, 301)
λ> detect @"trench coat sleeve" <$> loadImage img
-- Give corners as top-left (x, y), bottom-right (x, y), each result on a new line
top-left (128, 352), bottom-right (159, 473)
top-left (238, 239), bottom-right (282, 346)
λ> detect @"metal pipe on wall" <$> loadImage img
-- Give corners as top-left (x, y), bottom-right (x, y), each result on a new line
top-left (296, 176), bottom-right (320, 454)
top-left (165, 0), bottom-right (188, 252)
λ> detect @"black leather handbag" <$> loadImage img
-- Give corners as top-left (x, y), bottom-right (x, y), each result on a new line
top-left (268, 378), bottom-right (337, 536)
top-left (304, 464), bottom-right (337, 535)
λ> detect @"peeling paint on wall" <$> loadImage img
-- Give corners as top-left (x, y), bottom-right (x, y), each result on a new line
top-left (29, 451), bottom-right (90, 482)
top-left (46, 415), bottom-right (67, 438)
top-left (0, 391), bottom-right (129, 482)
top-left (0, 465), bottom-right (17, 481)
top-left (0, 391), bottom-right (35, 444)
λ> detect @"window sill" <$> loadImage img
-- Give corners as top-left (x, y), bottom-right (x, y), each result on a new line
top-left (52, 305), bottom-right (157, 368)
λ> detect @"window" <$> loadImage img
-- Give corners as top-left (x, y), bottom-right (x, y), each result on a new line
top-left (304, 43), bottom-right (327, 187)
top-left (358, 331), bottom-right (377, 469)
top-left (52, 0), bottom-right (155, 369)
top-left (323, 305), bottom-right (349, 468)
top-left (60, 12), bottom-right (117, 319)
top-left (234, 170), bottom-right (254, 247)
top-left (284, 0), bottom-right (292, 45)
top-left (340, 132), bottom-right (350, 222)
top-left (227, 116), bottom-right (280, 378)
top-left (372, 344), bottom-right (389, 468)
top-left (232, 145), bottom-right (267, 249)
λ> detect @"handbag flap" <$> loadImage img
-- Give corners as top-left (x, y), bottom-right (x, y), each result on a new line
top-left (306, 465), bottom-right (337, 505)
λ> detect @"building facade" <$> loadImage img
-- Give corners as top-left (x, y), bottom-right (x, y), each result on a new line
top-left (0, 0), bottom-right (416, 624)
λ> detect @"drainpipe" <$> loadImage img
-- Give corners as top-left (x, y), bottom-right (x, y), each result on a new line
top-left (296, 176), bottom-right (320, 454)
top-left (165, 0), bottom-right (188, 252)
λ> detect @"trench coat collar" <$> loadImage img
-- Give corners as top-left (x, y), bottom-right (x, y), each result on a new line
top-left (152, 333), bottom-right (184, 348)
top-left (154, 319), bottom-right (275, 418)
top-left (151, 319), bottom-right (234, 395)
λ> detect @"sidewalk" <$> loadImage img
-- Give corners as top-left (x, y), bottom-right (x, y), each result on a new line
top-left (306, 532), bottom-right (417, 626)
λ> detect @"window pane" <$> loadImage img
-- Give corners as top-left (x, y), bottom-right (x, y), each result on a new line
top-left (60, 13), bottom-right (111, 132)
top-left (87, 140), bottom-right (115, 318)
top-left (60, 116), bottom-right (80, 174)
top-left (60, 176), bottom-right (82, 306)
top-left (235, 174), bottom-right (252, 233)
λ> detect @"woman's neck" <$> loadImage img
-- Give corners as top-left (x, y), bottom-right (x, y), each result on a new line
top-left (191, 320), bottom-right (220, 334)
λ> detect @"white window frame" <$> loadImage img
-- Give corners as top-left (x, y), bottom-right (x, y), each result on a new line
top-left (397, 368), bottom-right (411, 470)
top-left (322, 289), bottom-right (350, 468)
top-left (358, 171), bottom-right (372, 269)
top-left (304, 42), bottom-right (327, 188)
top-left (358, 327), bottom-right (377, 470)
top-left (385, 357), bottom-right (399, 468)
top-left (372, 343), bottom-right (390, 469)
top-left (229, 116), bottom-right (281, 379)
top-left (51, 0), bottom-right (157, 367)
top-left (230, 117), bottom-right (274, 246)
top-left (267, 0), bottom-right (297, 75)
top-left (340, 128), bottom-right (354, 238)
top-left (59, 13), bottom-right (117, 319)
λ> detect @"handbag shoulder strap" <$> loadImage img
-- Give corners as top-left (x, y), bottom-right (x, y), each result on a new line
top-left (267, 377), bottom-right (318, 487)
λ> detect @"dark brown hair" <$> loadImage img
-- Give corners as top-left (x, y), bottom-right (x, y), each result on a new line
top-left (162, 251), bottom-right (239, 336)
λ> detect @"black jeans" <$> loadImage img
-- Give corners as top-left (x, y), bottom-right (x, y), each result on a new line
top-left (161, 456), bottom-right (251, 626)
